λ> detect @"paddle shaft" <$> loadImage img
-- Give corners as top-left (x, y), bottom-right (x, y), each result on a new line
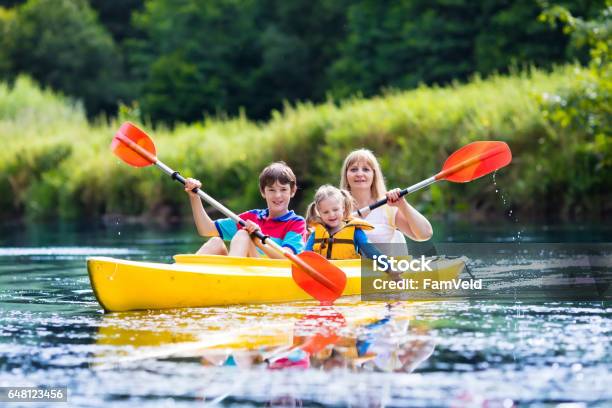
top-left (113, 132), bottom-right (268, 240)
top-left (113, 130), bottom-right (340, 291)
top-left (354, 143), bottom-right (507, 217)
top-left (354, 176), bottom-right (436, 217)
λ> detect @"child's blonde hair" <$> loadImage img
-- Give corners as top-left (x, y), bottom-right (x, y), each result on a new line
top-left (340, 149), bottom-right (387, 200)
top-left (305, 185), bottom-right (354, 227)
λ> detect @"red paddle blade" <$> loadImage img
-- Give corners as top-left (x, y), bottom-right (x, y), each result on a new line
top-left (438, 141), bottom-right (512, 183)
top-left (297, 308), bottom-right (346, 354)
top-left (291, 252), bottom-right (347, 303)
top-left (111, 122), bottom-right (157, 167)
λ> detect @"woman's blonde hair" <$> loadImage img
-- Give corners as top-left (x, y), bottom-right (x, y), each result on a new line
top-left (305, 185), bottom-right (354, 227)
top-left (340, 149), bottom-right (387, 200)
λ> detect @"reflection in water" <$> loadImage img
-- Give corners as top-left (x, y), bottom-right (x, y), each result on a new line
top-left (262, 303), bottom-right (436, 374)
top-left (351, 304), bottom-right (434, 373)
top-left (93, 301), bottom-right (436, 375)
top-left (93, 302), bottom-right (438, 406)
top-left (266, 306), bottom-right (346, 370)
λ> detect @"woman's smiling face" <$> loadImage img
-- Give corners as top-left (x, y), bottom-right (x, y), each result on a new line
top-left (346, 160), bottom-right (374, 191)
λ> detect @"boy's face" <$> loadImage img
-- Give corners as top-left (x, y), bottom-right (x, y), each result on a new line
top-left (261, 181), bottom-right (295, 214)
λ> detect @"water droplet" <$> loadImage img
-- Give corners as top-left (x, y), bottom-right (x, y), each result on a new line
top-left (571, 363), bottom-right (583, 372)
top-left (492, 171), bottom-right (522, 242)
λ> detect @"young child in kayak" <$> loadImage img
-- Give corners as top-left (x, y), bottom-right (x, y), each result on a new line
top-left (305, 185), bottom-right (380, 260)
top-left (184, 162), bottom-right (306, 258)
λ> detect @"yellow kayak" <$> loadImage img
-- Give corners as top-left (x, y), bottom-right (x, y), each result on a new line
top-left (87, 254), bottom-right (465, 312)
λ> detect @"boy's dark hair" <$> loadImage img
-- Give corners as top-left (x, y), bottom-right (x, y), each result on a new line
top-left (259, 161), bottom-right (297, 193)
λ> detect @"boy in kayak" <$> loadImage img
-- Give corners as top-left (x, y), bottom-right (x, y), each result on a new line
top-left (184, 162), bottom-right (306, 258)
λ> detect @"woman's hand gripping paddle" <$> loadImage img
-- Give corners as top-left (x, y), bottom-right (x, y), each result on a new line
top-left (354, 141), bottom-right (512, 217)
top-left (111, 122), bottom-right (346, 304)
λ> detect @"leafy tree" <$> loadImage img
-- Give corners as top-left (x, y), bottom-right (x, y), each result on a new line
top-left (474, 0), bottom-right (605, 74)
top-left (128, 0), bottom-right (262, 123)
top-left (1, 0), bottom-right (607, 123)
top-left (474, 0), bottom-right (564, 74)
top-left (129, 0), bottom-right (349, 122)
top-left (537, 2), bottom-right (611, 216)
top-left (252, 0), bottom-right (349, 114)
top-left (328, 0), bottom-right (491, 98)
top-left (6, 0), bottom-right (126, 114)
top-left (88, 0), bottom-right (144, 44)
top-left (328, 0), bottom-right (605, 98)
top-left (0, 6), bottom-right (15, 78)
top-left (539, 1), bottom-right (610, 141)
top-left (0, 0), bottom-right (24, 7)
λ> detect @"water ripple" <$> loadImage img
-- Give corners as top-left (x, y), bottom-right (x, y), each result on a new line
top-left (0, 247), bottom-right (146, 257)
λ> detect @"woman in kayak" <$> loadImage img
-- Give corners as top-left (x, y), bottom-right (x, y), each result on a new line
top-left (305, 185), bottom-right (380, 260)
top-left (184, 162), bottom-right (306, 258)
top-left (340, 149), bottom-right (432, 252)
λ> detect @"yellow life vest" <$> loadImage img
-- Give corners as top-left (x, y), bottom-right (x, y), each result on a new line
top-left (312, 218), bottom-right (374, 260)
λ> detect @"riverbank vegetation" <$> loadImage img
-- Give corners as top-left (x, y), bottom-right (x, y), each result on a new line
top-left (1, 64), bottom-right (609, 223)
top-left (1, 2), bottom-right (609, 223)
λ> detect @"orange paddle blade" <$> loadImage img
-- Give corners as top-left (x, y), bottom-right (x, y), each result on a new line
top-left (296, 308), bottom-right (346, 354)
top-left (291, 251), bottom-right (347, 303)
top-left (437, 141), bottom-right (512, 183)
top-left (111, 122), bottom-right (157, 167)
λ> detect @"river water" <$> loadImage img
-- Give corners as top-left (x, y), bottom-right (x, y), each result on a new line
top-left (0, 221), bottom-right (610, 407)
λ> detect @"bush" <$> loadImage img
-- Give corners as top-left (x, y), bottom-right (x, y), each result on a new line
top-left (0, 66), bottom-right (609, 222)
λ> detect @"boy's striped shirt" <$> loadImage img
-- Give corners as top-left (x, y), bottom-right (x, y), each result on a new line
top-left (214, 209), bottom-right (306, 254)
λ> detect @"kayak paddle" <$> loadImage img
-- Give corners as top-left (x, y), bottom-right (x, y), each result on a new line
top-left (354, 141), bottom-right (512, 217)
top-left (111, 122), bottom-right (346, 303)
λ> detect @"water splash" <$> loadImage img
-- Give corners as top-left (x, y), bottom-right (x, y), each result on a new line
top-left (492, 171), bottom-right (524, 243)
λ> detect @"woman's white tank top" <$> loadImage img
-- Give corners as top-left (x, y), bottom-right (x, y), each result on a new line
top-left (363, 206), bottom-right (408, 255)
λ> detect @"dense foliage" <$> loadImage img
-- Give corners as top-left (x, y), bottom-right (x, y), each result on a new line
top-left (0, 0), bottom-right (130, 114)
top-left (0, 0), bottom-right (606, 121)
top-left (0, 66), bottom-right (609, 222)
top-left (536, 3), bottom-right (611, 218)
top-left (0, 1), bottom-right (608, 223)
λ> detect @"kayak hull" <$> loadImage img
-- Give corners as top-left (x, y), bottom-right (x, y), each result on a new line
top-left (87, 254), bottom-right (465, 312)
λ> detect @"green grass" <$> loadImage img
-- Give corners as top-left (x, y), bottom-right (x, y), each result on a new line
top-left (0, 66), bottom-right (609, 222)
